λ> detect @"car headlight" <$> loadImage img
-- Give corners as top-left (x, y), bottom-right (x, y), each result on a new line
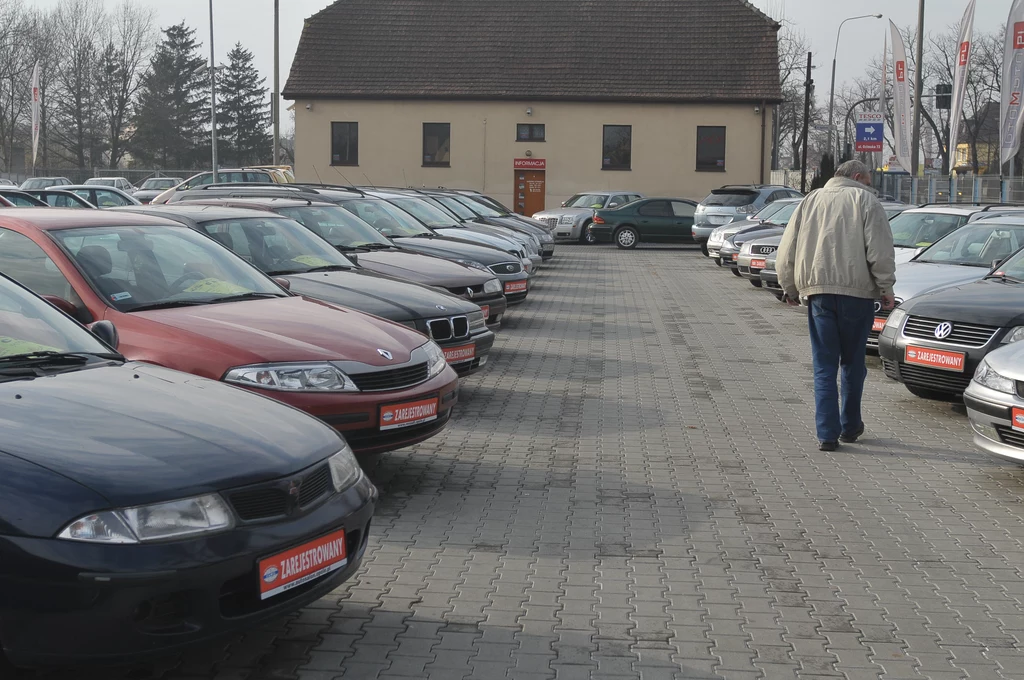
top-left (974, 359), bottom-right (1015, 394)
top-left (559, 215), bottom-right (574, 224)
top-left (468, 310), bottom-right (486, 331)
top-left (328, 444), bottom-right (360, 492)
top-left (884, 308), bottom-right (908, 330)
top-left (539, 233), bottom-right (553, 243)
top-left (483, 278), bottom-right (502, 294)
top-left (455, 259), bottom-right (492, 273)
top-left (224, 363), bottom-right (358, 392)
top-left (58, 494), bottom-right (234, 544)
top-left (422, 341), bottom-right (447, 378)
top-left (1003, 326), bottom-right (1024, 344)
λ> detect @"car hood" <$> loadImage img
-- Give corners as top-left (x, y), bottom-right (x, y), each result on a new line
top-left (133, 295), bottom-right (425, 366)
top-left (894, 246), bottom-right (921, 265)
top-left (352, 249), bottom-right (491, 287)
top-left (715, 218), bottom-right (763, 237)
top-left (435, 227), bottom-right (520, 252)
top-left (735, 225), bottom-right (784, 245)
top-left (900, 278), bottom-right (1024, 327)
top-left (893, 261), bottom-right (992, 302)
top-left (391, 235), bottom-right (514, 265)
top-left (284, 269), bottom-right (477, 320)
top-left (532, 208), bottom-right (593, 221)
top-left (982, 341), bottom-right (1024, 380)
top-left (0, 362), bottom-right (341, 507)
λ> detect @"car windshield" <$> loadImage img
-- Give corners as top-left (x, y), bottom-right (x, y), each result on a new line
top-left (702, 190), bottom-right (758, 207)
top-left (2, 192), bottom-right (44, 207)
top-left (196, 216), bottom-right (355, 275)
top-left (86, 179), bottom-right (116, 186)
top-left (388, 197), bottom-right (462, 228)
top-left (468, 194), bottom-right (513, 213)
top-left (566, 194), bottom-right (609, 209)
top-left (34, 192), bottom-right (92, 208)
top-left (52, 225), bottom-right (285, 312)
top-left (340, 199), bottom-right (433, 237)
top-left (21, 178), bottom-right (57, 190)
top-left (454, 195), bottom-right (506, 217)
top-left (749, 201), bottom-right (789, 221)
top-left (140, 178), bottom-right (180, 190)
top-left (0, 274), bottom-right (111, 358)
top-left (275, 205), bottom-right (394, 249)
top-left (762, 203), bottom-right (799, 225)
top-left (431, 195), bottom-right (477, 220)
top-left (884, 207), bottom-right (906, 219)
top-left (916, 223), bottom-right (1024, 267)
top-left (992, 248), bottom-right (1024, 280)
top-left (888, 212), bottom-right (963, 248)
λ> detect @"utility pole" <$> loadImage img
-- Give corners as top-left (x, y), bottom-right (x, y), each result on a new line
top-left (800, 52), bottom-right (813, 193)
top-left (910, 0), bottom-right (925, 175)
top-left (273, 0), bottom-right (280, 165)
top-left (209, 0), bottom-right (219, 182)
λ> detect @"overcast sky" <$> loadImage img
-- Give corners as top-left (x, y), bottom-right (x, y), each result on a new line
top-left (23, 0), bottom-right (1019, 127)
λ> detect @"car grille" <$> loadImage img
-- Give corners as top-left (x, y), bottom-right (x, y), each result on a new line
top-left (544, 218), bottom-right (557, 229)
top-left (490, 262), bottom-right (522, 275)
top-left (349, 362), bottom-right (429, 391)
top-left (867, 308), bottom-right (892, 347)
top-left (894, 362), bottom-right (973, 394)
top-left (447, 284), bottom-right (485, 298)
top-left (753, 245), bottom-right (778, 256)
top-left (903, 316), bottom-right (999, 348)
top-left (1017, 381), bottom-right (1024, 399)
top-left (228, 464), bottom-right (333, 522)
top-left (428, 316), bottom-right (469, 341)
top-left (996, 425), bottom-right (1024, 449)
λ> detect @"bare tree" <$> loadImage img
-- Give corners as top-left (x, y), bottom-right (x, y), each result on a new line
top-left (50, 0), bottom-right (105, 168)
top-left (774, 24), bottom-right (819, 170)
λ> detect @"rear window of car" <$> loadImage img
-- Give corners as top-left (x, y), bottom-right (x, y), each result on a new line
top-left (702, 190), bottom-right (758, 207)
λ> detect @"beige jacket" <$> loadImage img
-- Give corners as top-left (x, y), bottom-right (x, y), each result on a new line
top-left (776, 176), bottom-right (895, 300)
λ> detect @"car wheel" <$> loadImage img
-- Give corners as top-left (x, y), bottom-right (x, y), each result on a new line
top-left (578, 221), bottom-right (593, 244)
top-left (714, 257), bottom-right (722, 266)
top-left (730, 267), bottom-right (741, 277)
top-left (614, 227), bottom-right (639, 249)
top-left (750, 279), bottom-right (763, 288)
top-left (700, 242), bottom-right (709, 256)
top-left (906, 385), bottom-right (956, 401)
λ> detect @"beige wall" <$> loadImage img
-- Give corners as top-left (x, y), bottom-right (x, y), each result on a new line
top-left (293, 99), bottom-right (775, 209)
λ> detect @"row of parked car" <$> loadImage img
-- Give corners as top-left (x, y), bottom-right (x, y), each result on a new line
top-left (688, 187), bottom-right (1024, 464)
top-left (0, 180), bottom-right (555, 668)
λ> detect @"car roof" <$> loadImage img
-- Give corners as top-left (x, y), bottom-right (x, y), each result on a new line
top-left (63, 184), bottom-right (129, 191)
top-left (0, 207), bottom-right (187, 231)
top-left (117, 204), bottom-right (290, 222)
top-left (193, 197), bottom-right (334, 210)
top-left (639, 197), bottom-right (697, 202)
top-left (576, 190), bottom-right (641, 195)
top-left (897, 205), bottom-right (989, 216)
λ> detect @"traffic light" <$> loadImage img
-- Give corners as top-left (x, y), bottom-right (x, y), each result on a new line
top-left (935, 84), bottom-right (952, 110)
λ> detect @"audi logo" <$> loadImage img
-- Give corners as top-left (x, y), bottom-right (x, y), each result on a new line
top-left (758, 247), bottom-right (776, 254)
top-left (934, 322), bottom-right (953, 340)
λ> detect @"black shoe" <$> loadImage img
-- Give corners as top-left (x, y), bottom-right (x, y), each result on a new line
top-left (818, 440), bottom-right (838, 451)
top-left (839, 424), bottom-right (865, 443)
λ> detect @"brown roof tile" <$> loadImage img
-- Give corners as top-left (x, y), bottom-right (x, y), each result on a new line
top-left (283, 0), bottom-right (782, 103)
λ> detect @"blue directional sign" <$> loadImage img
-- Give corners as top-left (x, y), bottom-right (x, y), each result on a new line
top-left (855, 112), bottom-right (884, 152)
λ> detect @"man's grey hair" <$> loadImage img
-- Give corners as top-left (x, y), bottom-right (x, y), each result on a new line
top-left (834, 160), bottom-right (871, 178)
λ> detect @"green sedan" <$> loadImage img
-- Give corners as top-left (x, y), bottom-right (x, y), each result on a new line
top-left (590, 198), bottom-right (698, 249)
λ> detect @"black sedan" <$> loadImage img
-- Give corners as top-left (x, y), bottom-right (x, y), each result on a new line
top-left (116, 204), bottom-right (496, 376)
top-left (0, 272), bottom-right (375, 668)
top-left (878, 247), bottom-right (1024, 400)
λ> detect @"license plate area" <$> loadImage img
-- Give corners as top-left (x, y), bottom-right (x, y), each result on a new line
top-left (443, 343), bottom-right (475, 363)
top-left (380, 396), bottom-right (440, 430)
top-left (1013, 407), bottom-right (1024, 432)
top-left (259, 528), bottom-right (347, 600)
top-left (505, 280), bottom-right (528, 294)
top-left (872, 318), bottom-right (886, 333)
top-left (904, 345), bottom-right (966, 372)
top-left (750, 258), bottom-right (766, 269)
top-left (480, 304), bottom-right (490, 319)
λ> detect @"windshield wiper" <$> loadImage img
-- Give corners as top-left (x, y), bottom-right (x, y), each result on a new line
top-left (303, 265), bottom-right (353, 273)
top-left (206, 292), bottom-right (286, 303)
top-left (127, 300), bottom-right (214, 313)
top-left (408, 232), bottom-right (436, 239)
top-left (350, 242), bottom-right (393, 250)
top-left (0, 351), bottom-right (120, 367)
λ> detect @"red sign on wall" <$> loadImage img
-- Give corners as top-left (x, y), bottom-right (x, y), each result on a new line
top-left (513, 158), bottom-right (546, 170)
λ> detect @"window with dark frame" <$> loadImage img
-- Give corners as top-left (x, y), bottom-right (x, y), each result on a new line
top-left (423, 123), bottom-right (451, 167)
top-left (331, 122), bottom-right (358, 166)
top-left (516, 124), bottom-right (545, 142)
top-left (696, 126), bottom-right (727, 172)
top-left (602, 125), bottom-right (632, 170)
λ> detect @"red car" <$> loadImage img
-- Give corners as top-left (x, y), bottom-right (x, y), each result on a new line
top-left (0, 209), bottom-right (459, 454)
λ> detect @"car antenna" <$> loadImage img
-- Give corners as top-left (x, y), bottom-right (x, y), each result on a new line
top-left (312, 165), bottom-right (324, 184)
top-left (402, 168), bottom-right (408, 188)
top-left (363, 173), bottom-right (377, 189)
top-left (333, 166), bottom-right (353, 186)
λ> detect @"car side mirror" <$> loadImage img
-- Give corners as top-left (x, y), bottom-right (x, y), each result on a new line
top-left (273, 277), bottom-right (292, 290)
top-left (41, 294), bottom-right (78, 316)
top-left (993, 259), bottom-right (1005, 270)
top-left (89, 320), bottom-right (119, 349)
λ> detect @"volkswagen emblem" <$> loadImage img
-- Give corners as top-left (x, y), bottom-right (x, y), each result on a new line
top-left (377, 348), bottom-right (393, 360)
top-left (934, 322), bottom-right (953, 340)
top-left (873, 301), bottom-right (883, 314)
top-left (436, 304), bottom-right (447, 311)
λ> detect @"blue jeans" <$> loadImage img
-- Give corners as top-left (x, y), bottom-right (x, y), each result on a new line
top-left (807, 294), bottom-right (874, 442)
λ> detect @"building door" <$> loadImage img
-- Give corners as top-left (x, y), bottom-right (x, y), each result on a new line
top-left (514, 170), bottom-right (545, 216)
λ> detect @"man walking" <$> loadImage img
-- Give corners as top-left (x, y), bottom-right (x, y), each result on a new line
top-left (776, 160), bottom-right (895, 451)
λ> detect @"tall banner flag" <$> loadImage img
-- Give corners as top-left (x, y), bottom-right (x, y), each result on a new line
top-left (949, 0), bottom-right (976, 175)
top-left (889, 21), bottom-right (913, 173)
top-left (877, 32), bottom-right (887, 169)
top-left (1001, 0), bottom-right (1024, 168)
top-left (30, 61), bottom-right (39, 169)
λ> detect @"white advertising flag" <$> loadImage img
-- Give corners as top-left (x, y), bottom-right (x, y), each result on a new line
top-left (1001, 0), bottom-right (1024, 168)
top-left (30, 61), bottom-right (39, 168)
top-left (889, 21), bottom-right (913, 173)
top-left (877, 31), bottom-right (887, 169)
top-left (949, 0), bottom-right (976, 174)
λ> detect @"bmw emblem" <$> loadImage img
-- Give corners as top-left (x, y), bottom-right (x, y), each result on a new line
top-left (873, 301), bottom-right (883, 314)
top-left (436, 304), bottom-right (447, 311)
top-left (377, 349), bottom-right (393, 360)
top-left (934, 322), bottom-right (953, 340)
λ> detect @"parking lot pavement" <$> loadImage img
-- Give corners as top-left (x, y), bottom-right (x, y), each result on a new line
top-left (41, 246), bottom-right (1024, 680)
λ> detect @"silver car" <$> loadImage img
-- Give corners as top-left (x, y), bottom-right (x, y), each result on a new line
top-left (533, 191), bottom-right (643, 243)
top-left (965, 341), bottom-right (1024, 462)
top-left (706, 198), bottom-right (801, 265)
top-left (692, 185), bottom-right (802, 252)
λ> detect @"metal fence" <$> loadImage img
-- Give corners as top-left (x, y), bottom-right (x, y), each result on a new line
top-left (0, 168), bottom-right (192, 186)
top-left (883, 175), bottom-right (1024, 205)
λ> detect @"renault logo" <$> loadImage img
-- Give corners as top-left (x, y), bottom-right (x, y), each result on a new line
top-left (466, 287), bottom-right (474, 297)
top-left (934, 322), bottom-right (953, 340)
top-left (377, 349), bottom-right (393, 360)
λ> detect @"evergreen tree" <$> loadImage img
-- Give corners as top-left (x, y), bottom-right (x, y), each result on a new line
top-left (131, 23), bottom-right (208, 168)
top-left (218, 43), bottom-right (270, 166)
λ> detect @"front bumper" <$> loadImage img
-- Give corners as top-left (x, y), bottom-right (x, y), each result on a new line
top-left (878, 325), bottom-right (991, 396)
top-left (759, 268), bottom-right (781, 292)
top-left (721, 249), bottom-right (740, 269)
top-left (246, 369), bottom-right (460, 455)
top-left (441, 329), bottom-right (495, 376)
top-left (540, 244), bottom-right (555, 259)
top-left (736, 254), bottom-right (767, 281)
top-left (691, 224), bottom-right (714, 243)
top-left (501, 274), bottom-right (530, 305)
top-left (551, 221), bottom-right (582, 240)
top-left (964, 383), bottom-right (1024, 462)
top-left (0, 473), bottom-right (377, 667)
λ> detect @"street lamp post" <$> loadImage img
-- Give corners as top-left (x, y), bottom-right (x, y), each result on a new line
top-left (272, 0), bottom-right (280, 165)
top-left (911, 0), bottom-right (925, 176)
top-left (827, 13), bottom-right (882, 161)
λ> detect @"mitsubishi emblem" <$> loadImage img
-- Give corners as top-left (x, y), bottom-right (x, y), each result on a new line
top-left (934, 322), bottom-right (953, 340)
top-left (377, 348), bottom-right (393, 360)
